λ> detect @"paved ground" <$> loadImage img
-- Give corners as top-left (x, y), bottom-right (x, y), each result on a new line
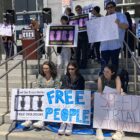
top-left (1, 124), bottom-right (140, 140)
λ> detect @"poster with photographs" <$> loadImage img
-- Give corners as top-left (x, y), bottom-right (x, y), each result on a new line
top-left (69, 14), bottom-right (89, 32)
top-left (45, 25), bottom-right (78, 47)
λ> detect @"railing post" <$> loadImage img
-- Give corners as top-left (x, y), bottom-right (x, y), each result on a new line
top-left (5, 61), bottom-right (9, 112)
top-left (134, 62), bottom-right (137, 94)
top-left (125, 30), bottom-right (128, 70)
top-left (21, 61), bottom-right (24, 88)
top-left (25, 59), bottom-right (28, 88)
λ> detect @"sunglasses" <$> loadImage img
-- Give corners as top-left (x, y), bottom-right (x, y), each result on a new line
top-left (68, 68), bottom-right (75, 71)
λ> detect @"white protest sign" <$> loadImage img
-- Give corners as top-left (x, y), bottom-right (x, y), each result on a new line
top-left (10, 88), bottom-right (45, 121)
top-left (94, 93), bottom-right (140, 133)
top-left (0, 24), bottom-right (14, 36)
top-left (43, 89), bottom-right (91, 125)
top-left (86, 14), bottom-right (119, 43)
top-left (103, 86), bottom-right (119, 94)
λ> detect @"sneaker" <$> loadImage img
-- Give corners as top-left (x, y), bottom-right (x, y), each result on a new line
top-left (96, 128), bottom-right (104, 140)
top-left (65, 123), bottom-right (73, 136)
top-left (112, 130), bottom-right (125, 140)
top-left (58, 123), bottom-right (66, 135)
top-left (21, 120), bottom-right (32, 127)
top-left (33, 121), bottom-right (44, 129)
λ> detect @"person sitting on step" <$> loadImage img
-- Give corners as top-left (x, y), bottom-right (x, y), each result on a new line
top-left (21, 61), bottom-right (61, 129)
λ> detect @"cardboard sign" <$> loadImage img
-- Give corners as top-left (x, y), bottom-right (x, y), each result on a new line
top-left (0, 24), bottom-right (14, 36)
top-left (45, 25), bottom-right (78, 47)
top-left (43, 89), bottom-right (91, 125)
top-left (10, 88), bottom-right (45, 120)
top-left (94, 93), bottom-right (140, 133)
top-left (10, 88), bottom-right (91, 126)
top-left (87, 14), bottom-right (119, 43)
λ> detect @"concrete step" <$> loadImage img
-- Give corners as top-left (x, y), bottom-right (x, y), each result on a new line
top-left (0, 82), bottom-right (33, 88)
top-left (128, 82), bottom-right (140, 92)
top-left (0, 124), bottom-right (10, 140)
top-left (0, 97), bottom-right (11, 108)
top-left (1, 75), bottom-right (36, 81)
top-left (4, 113), bottom-right (12, 124)
top-left (0, 69), bottom-right (38, 75)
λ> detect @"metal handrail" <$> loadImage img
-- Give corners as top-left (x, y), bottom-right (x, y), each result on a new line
top-left (0, 43), bottom-right (44, 79)
top-left (0, 42), bottom-right (45, 113)
top-left (123, 41), bottom-right (140, 69)
top-left (123, 29), bottom-right (140, 94)
top-left (0, 36), bottom-right (43, 67)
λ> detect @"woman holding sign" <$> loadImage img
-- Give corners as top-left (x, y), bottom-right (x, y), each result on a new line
top-left (58, 60), bottom-right (85, 135)
top-left (97, 64), bottom-right (124, 140)
top-left (21, 61), bottom-right (61, 129)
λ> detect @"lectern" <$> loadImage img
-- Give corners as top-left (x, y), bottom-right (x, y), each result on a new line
top-left (22, 29), bottom-right (39, 59)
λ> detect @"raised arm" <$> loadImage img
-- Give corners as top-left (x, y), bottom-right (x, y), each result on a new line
top-left (97, 77), bottom-right (102, 93)
top-left (115, 76), bottom-right (122, 94)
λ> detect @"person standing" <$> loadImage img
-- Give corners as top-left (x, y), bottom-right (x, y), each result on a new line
top-left (57, 15), bottom-right (72, 77)
top-left (2, 36), bottom-right (14, 59)
top-left (89, 6), bottom-right (101, 62)
top-left (64, 7), bottom-right (75, 17)
top-left (100, 1), bottom-right (128, 73)
top-left (75, 5), bottom-right (88, 69)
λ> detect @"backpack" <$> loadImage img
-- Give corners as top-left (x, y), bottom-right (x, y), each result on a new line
top-left (118, 69), bottom-right (129, 93)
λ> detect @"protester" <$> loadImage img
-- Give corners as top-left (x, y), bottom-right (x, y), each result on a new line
top-left (137, 20), bottom-right (140, 56)
top-left (2, 36), bottom-right (14, 59)
top-left (57, 15), bottom-right (72, 77)
top-left (64, 7), bottom-right (75, 17)
top-left (100, 1), bottom-right (128, 74)
top-left (97, 64), bottom-right (124, 140)
top-left (29, 19), bottom-right (45, 59)
top-left (64, 7), bottom-right (76, 60)
top-left (75, 5), bottom-right (88, 69)
top-left (89, 6), bottom-right (101, 62)
top-left (58, 60), bottom-right (85, 135)
top-left (21, 61), bottom-right (61, 129)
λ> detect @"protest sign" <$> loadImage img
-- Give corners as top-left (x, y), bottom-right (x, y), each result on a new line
top-left (69, 14), bottom-right (89, 32)
top-left (45, 25), bottom-right (78, 47)
top-left (94, 93), bottom-right (140, 133)
top-left (44, 89), bottom-right (91, 125)
top-left (0, 24), bottom-right (14, 36)
top-left (10, 88), bottom-right (45, 120)
top-left (87, 14), bottom-right (119, 43)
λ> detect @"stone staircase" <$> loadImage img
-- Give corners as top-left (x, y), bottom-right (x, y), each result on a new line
top-left (0, 59), bottom-right (140, 140)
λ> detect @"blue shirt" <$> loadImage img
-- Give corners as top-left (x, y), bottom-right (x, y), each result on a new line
top-left (100, 12), bottom-right (128, 51)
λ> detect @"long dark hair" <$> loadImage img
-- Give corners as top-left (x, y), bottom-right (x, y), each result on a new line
top-left (104, 64), bottom-right (117, 80)
top-left (66, 60), bottom-right (80, 77)
top-left (40, 61), bottom-right (57, 79)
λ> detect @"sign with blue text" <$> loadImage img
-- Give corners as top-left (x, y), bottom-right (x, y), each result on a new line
top-left (94, 92), bottom-right (140, 133)
top-left (43, 89), bottom-right (91, 125)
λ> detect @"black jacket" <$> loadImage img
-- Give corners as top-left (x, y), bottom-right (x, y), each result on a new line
top-left (61, 74), bottom-right (85, 90)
